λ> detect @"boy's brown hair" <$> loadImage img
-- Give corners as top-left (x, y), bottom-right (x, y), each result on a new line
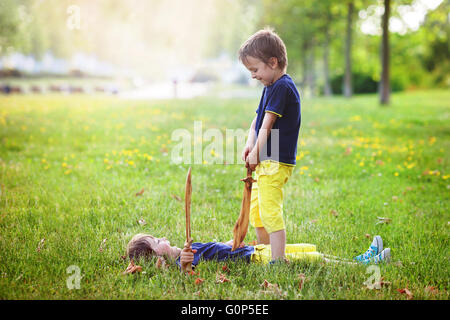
top-left (126, 233), bottom-right (155, 260)
top-left (238, 27), bottom-right (288, 71)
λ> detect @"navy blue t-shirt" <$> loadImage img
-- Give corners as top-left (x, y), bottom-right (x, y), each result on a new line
top-left (254, 74), bottom-right (301, 165)
top-left (175, 242), bottom-right (255, 269)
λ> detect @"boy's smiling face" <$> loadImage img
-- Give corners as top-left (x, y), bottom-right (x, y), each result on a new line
top-left (149, 236), bottom-right (181, 259)
top-left (243, 55), bottom-right (283, 87)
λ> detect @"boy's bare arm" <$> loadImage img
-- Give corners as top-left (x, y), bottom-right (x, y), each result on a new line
top-left (247, 112), bottom-right (278, 170)
top-left (247, 115), bottom-right (257, 147)
top-left (242, 115), bottom-right (257, 162)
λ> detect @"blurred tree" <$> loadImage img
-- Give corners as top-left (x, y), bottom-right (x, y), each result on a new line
top-left (380, 0), bottom-right (390, 105)
top-left (420, 0), bottom-right (449, 87)
top-left (344, 1), bottom-right (354, 97)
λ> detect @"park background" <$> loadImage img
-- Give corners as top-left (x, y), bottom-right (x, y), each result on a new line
top-left (0, 0), bottom-right (448, 299)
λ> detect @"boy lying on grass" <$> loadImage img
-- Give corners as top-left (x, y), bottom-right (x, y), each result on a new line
top-left (124, 233), bottom-right (391, 273)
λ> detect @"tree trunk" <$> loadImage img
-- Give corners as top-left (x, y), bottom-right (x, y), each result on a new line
top-left (323, 10), bottom-right (333, 97)
top-left (308, 40), bottom-right (316, 97)
top-left (302, 40), bottom-right (309, 91)
top-left (380, 0), bottom-right (390, 105)
top-left (344, 1), bottom-right (354, 98)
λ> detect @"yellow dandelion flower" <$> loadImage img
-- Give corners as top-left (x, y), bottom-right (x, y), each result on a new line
top-left (350, 115), bottom-right (361, 122)
top-left (406, 163), bottom-right (415, 169)
top-left (394, 172), bottom-right (399, 176)
top-left (62, 162), bottom-right (68, 168)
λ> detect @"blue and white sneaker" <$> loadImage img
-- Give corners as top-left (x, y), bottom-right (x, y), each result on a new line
top-left (354, 235), bottom-right (383, 262)
top-left (360, 248), bottom-right (391, 265)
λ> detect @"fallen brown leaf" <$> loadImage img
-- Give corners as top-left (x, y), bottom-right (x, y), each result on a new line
top-left (216, 273), bottom-right (231, 283)
top-left (364, 234), bottom-right (371, 239)
top-left (298, 273), bottom-right (306, 290)
top-left (376, 217), bottom-right (392, 225)
top-left (99, 238), bottom-right (107, 252)
top-left (123, 260), bottom-right (143, 275)
top-left (425, 286), bottom-right (439, 295)
top-left (171, 194), bottom-right (182, 201)
top-left (195, 278), bottom-right (205, 285)
top-left (397, 287), bottom-right (413, 300)
top-left (36, 238), bottom-right (45, 252)
top-left (260, 279), bottom-right (278, 289)
top-left (330, 209), bottom-right (338, 217)
top-left (380, 277), bottom-right (391, 287)
top-left (260, 279), bottom-right (271, 289)
top-left (135, 188), bottom-right (145, 196)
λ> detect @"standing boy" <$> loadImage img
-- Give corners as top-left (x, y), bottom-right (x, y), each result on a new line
top-left (239, 28), bottom-right (301, 263)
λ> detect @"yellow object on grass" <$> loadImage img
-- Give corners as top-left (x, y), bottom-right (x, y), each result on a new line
top-left (251, 243), bottom-right (323, 264)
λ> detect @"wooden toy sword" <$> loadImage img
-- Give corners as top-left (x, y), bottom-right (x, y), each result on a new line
top-left (184, 167), bottom-right (193, 272)
top-left (232, 167), bottom-right (256, 251)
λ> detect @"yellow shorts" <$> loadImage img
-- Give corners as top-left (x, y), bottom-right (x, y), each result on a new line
top-left (251, 243), bottom-right (323, 264)
top-left (249, 160), bottom-right (294, 234)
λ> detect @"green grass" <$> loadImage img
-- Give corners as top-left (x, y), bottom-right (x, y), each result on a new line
top-left (0, 89), bottom-right (449, 299)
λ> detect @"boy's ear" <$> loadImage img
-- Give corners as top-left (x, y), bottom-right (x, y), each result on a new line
top-left (268, 57), bottom-right (278, 69)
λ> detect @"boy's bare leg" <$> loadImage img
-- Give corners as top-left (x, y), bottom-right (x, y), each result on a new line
top-left (255, 227), bottom-right (270, 244)
top-left (270, 229), bottom-right (286, 261)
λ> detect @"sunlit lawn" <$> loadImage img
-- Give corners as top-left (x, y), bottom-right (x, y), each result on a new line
top-left (0, 89), bottom-right (449, 299)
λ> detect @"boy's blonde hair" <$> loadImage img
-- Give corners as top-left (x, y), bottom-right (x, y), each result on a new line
top-left (126, 233), bottom-right (156, 260)
top-left (239, 27), bottom-right (288, 72)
